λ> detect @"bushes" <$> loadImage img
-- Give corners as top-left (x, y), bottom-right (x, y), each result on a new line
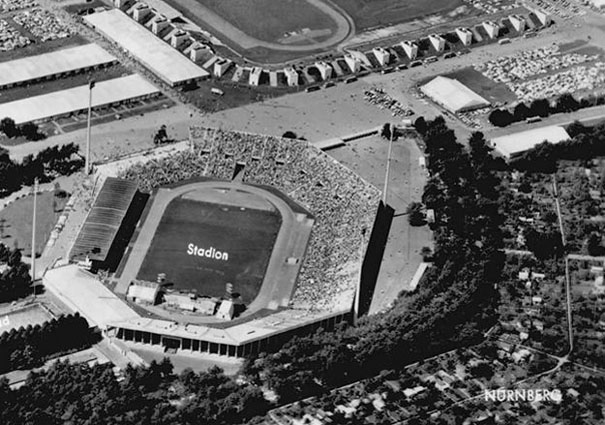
top-left (0, 117), bottom-right (45, 141)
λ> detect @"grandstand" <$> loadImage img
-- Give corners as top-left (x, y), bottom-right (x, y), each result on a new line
top-left (84, 9), bottom-right (209, 87)
top-left (70, 177), bottom-right (139, 270)
top-left (0, 44), bottom-right (116, 89)
top-left (48, 128), bottom-right (386, 358)
top-left (0, 74), bottom-right (159, 124)
top-left (420, 76), bottom-right (490, 113)
top-left (120, 127), bottom-right (383, 313)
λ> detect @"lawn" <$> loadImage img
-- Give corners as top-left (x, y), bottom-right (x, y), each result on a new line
top-left (0, 304), bottom-right (53, 333)
top-left (0, 189), bottom-right (69, 257)
top-left (332, 0), bottom-right (463, 31)
top-left (198, 0), bottom-right (337, 42)
top-left (137, 198), bottom-right (281, 302)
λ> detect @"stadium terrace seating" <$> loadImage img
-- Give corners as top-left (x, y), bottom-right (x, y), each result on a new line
top-left (120, 128), bottom-right (381, 312)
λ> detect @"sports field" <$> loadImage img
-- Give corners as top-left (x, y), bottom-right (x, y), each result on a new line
top-left (333, 0), bottom-right (464, 31)
top-left (137, 197), bottom-right (281, 302)
top-left (199, 0), bottom-right (337, 43)
top-left (0, 304), bottom-right (53, 333)
top-left (164, 0), bottom-right (351, 63)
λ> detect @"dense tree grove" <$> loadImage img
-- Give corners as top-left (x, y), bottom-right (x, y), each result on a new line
top-left (0, 143), bottom-right (83, 196)
top-left (0, 360), bottom-right (268, 425)
top-left (244, 117), bottom-right (505, 403)
top-left (0, 243), bottom-right (32, 302)
top-left (0, 313), bottom-right (96, 373)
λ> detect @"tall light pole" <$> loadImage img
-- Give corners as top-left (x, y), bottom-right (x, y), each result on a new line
top-left (85, 80), bottom-right (95, 175)
top-left (383, 123), bottom-right (394, 205)
top-left (31, 178), bottom-right (38, 296)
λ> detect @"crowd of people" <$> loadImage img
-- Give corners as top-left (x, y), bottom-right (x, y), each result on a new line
top-left (364, 88), bottom-right (413, 118)
top-left (475, 45), bottom-right (598, 83)
top-left (0, 19), bottom-right (30, 51)
top-left (121, 128), bottom-right (381, 312)
top-left (510, 62), bottom-right (605, 101)
top-left (0, 0), bottom-right (37, 13)
top-left (14, 8), bottom-right (73, 42)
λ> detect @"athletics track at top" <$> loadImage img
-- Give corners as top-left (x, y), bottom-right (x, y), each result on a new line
top-left (171, 0), bottom-right (353, 52)
top-left (115, 181), bottom-right (313, 318)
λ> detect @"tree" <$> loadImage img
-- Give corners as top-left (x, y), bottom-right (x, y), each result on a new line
top-left (414, 116), bottom-right (427, 135)
top-left (19, 123), bottom-right (44, 141)
top-left (420, 246), bottom-right (433, 261)
top-left (586, 233), bottom-right (604, 256)
top-left (513, 102), bottom-right (531, 122)
top-left (529, 98), bottom-right (550, 118)
top-left (488, 109), bottom-right (514, 127)
top-left (567, 120), bottom-right (588, 138)
top-left (0, 117), bottom-right (18, 138)
top-left (153, 125), bottom-right (169, 145)
top-left (407, 202), bottom-right (425, 226)
top-left (282, 131), bottom-right (298, 139)
top-left (554, 93), bottom-right (580, 113)
top-left (381, 123), bottom-right (392, 140)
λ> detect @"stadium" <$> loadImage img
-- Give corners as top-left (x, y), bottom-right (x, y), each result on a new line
top-left (45, 128), bottom-right (390, 358)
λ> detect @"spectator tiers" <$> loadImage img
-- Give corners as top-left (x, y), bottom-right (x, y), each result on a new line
top-left (119, 128), bottom-right (381, 312)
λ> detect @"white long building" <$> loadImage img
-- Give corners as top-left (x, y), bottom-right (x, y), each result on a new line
top-left (0, 44), bottom-right (117, 89)
top-left (0, 74), bottom-right (159, 124)
top-left (84, 9), bottom-right (209, 87)
top-left (491, 126), bottom-right (570, 159)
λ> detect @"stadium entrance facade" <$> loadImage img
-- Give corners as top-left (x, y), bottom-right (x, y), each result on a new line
top-left (106, 309), bottom-right (350, 358)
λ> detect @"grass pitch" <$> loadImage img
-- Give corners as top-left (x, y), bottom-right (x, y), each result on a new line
top-left (0, 304), bottom-right (53, 333)
top-left (332, 0), bottom-right (464, 31)
top-left (199, 0), bottom-right (338, 43)
top-left (137, 198), bottom-right (281, 302)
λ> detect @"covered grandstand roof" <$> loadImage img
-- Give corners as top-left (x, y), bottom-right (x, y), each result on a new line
top-left (420, 76), bottom-right (490, 113)
top-left (491, 125), bottom-right (570, 158)
top-left (43, 265), bottom-right (140, 329)
top-left (0, 44), bottom-right (116, 89)
top-left (84, 9), bottom-right (209, 86)
top-left (108, 308), bottom-right (347, 346)
top-left (71, 177), bottom-right (138, 262)
top-left (0, 74), bottom-right (158, 124)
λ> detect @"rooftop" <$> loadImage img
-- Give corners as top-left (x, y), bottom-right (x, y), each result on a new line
top-left (0, 74), bottom-right (159, 124)
top-left (420, 76), bottom-right (490, 113)
top-left (43, 265), bottom-right (140, 329)
top-left (84, 9), bottom-right (209, 86)
top-left (0, 44), bottom-right (116, 88)
top-left (491, 125), bottom-right (570, 158)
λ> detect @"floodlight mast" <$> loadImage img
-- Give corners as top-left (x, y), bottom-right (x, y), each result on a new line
top-left (85, 80), bottom-right (95, 175)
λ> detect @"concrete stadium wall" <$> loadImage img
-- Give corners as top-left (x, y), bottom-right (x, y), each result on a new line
top-left (358, 200), bottom-right (394, 317)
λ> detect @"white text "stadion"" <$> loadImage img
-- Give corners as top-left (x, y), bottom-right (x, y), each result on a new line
top-left (187, 243), bottom-right (229, 261)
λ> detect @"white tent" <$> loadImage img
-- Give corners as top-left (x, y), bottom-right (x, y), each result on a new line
top-left (421, 76), bottom-right (490, 113)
